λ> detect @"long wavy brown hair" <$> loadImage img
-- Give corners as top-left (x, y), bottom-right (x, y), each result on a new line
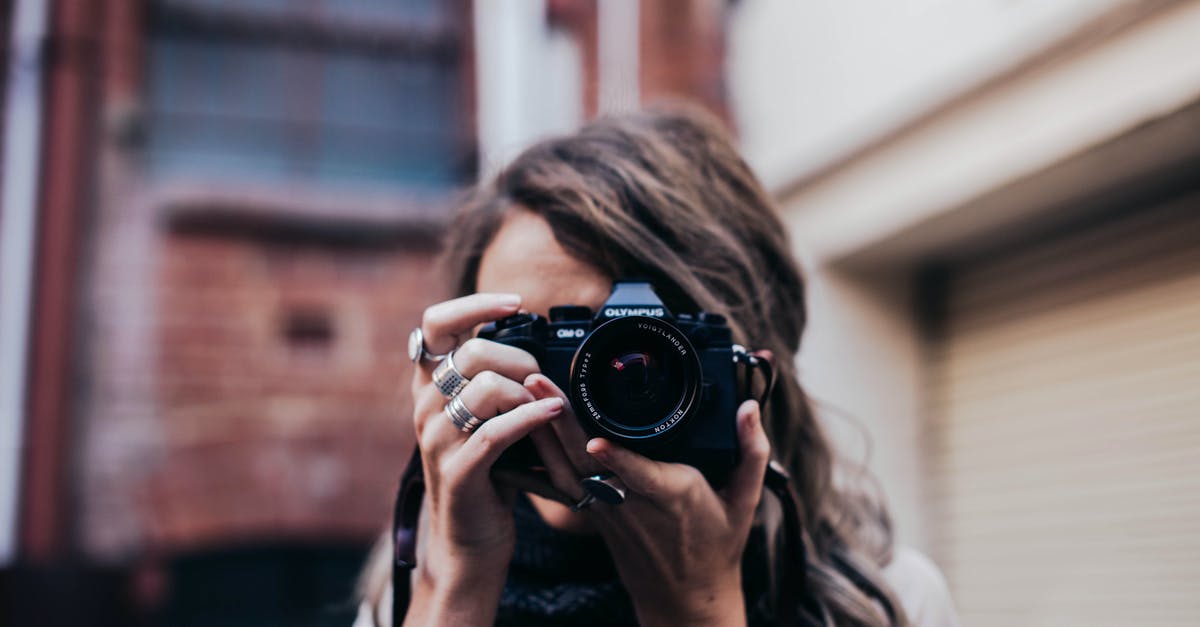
top-left (361, 103), bottom-right (907, 627)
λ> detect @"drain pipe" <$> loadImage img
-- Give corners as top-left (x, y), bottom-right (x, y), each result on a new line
top-left (0, 0), bottom-right (48, 566)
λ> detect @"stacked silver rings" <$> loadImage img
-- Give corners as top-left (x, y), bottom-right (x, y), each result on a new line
top-left (431, 351), bottom-right (471, 398)
top-left (410, 327), bottom-right (483, 435)
top-left (433, 351), bottom-right (480, 433)
top-left (444, 394), bottom-right (483, 433)
top-left (411, 326), bottom-right (627, 511)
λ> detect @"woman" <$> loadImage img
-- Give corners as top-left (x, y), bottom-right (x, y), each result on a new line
top-left (355, 105), bottom-right (958, 626)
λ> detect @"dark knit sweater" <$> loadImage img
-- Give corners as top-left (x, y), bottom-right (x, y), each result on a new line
top-left (495, 495), bottom-right (773, 626)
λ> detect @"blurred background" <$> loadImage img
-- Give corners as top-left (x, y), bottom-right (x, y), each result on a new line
top-left (1, 0), bottom-right (1198, 625)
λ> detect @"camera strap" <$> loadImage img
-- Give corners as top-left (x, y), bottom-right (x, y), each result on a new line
top-left (764, 459), bottom-right (809, 625)
top-left (391, 448), bottom-right (423, 624)
top-left (736, 347), bottom-right (810, 623)
top-left (734, 346), bottom-right (776, 408)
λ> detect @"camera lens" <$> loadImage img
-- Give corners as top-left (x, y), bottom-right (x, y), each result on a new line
top-left (594, 347), bottom-right (681, 427)
top-left (569, 316), bottom-right (701, 442)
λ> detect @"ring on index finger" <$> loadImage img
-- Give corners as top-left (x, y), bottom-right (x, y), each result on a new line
top-left (408, 327), bottom-right (447, 365)
top-left (431, 351), bottom-right (471, 398)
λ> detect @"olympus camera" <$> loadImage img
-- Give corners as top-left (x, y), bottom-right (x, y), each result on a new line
top-left (478, 281), bottom-right (746, 485)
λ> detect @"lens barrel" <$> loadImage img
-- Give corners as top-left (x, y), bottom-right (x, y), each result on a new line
top-left (569, 316), bottom-right (701, 444)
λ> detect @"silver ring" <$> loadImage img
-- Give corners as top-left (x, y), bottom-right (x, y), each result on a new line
top-left (570, 493), bottom-right (597, 512)
top-left (444, 394), bottom-right (483, 434)
top-left (431, 351), bottom-right (470, 398)
top-left (408, 327), bottom-right (446, 365)
top-left (580, 474), bottom-right (627, 505)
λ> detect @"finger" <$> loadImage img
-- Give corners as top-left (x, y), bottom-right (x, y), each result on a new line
top-left (721, 400), bottom-right (771, 516)
top-left (421, 372), bottom-right (535, 452)
top-left (420, 293), bottom-right (522, 356)
top-left (458, 397), bottom-right (565, 471)
top-left (525, 374), bottom-right (606, 476)
top-left (491, 467), bottom-right (576, 507)
top-left (524, 372), bottom-right (568, 404)
top-left (453, 338), bottom-right (540, 382)
top-left (529, 425), bottom-right (585, 499)
top-left (585, 437), bottom-right (691, 502)
top-left (456, 371), bottom-right (536, 421)
top-left (411, 379), bottom-right (448, 438)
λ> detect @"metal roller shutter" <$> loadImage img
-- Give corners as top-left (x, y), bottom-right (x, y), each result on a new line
top-left (928, 194), bottom-right (1200, 627)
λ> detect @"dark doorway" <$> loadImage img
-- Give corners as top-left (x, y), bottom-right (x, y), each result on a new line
top-left (160, 544), bottom-right (367, 627)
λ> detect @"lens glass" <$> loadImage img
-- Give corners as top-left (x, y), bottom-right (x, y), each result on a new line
top-left (588, 334), bottom-right (687, 429)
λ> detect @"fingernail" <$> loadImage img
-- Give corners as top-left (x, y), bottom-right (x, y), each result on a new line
top-left (585, 438), bottom-right (606, 457)
top-left (740, 405), bottom-right (758, 432)
top-left (542, 397), bottom-right (564, 414)
top-left (497, 293), bottom-right (521, 307)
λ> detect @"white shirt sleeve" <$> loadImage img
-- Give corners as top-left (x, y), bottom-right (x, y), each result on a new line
top-left (352, 584), bottom-right (392, 627)
top-left (882, 546), bottom-right (962, 627)
top-left (351, 602), bottom-right (376, 627)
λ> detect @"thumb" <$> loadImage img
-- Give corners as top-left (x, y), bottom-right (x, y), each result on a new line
top-left (721, 400), bottom-right (771, 515)
top-left (586, 438), bottom-right (680, 501)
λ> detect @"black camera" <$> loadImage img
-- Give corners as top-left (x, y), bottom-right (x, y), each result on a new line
top-left (478, 281), bottom-right (746, 485)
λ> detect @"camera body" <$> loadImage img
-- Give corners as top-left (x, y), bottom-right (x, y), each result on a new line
top-left (478, 281), bottom-right (741, 486)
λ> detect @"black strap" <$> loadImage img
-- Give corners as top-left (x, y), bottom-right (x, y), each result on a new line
top-left (391, 448), bottom-right (425, 625)
top-left (735, 348), bottom-right (777, 408)
top-left (764, 460), bottom-right (807, 626)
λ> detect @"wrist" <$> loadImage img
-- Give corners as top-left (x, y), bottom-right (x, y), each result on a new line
top-left (405, 546), bottom-right (510, 626)
top-left (634, 577), bottom-right (746, 627)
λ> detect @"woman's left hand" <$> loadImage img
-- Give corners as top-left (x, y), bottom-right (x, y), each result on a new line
top-left (525, 375), bottom-right (771, 627)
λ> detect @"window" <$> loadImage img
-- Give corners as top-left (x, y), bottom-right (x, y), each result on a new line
top-left (144, 0), bottom-right (473, 192)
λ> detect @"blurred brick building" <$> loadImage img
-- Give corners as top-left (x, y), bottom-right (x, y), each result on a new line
top-left (2, 0), bottom-right (731, 624)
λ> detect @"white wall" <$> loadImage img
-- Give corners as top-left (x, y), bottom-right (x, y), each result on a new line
top-left (474, 0), bottom-right (583, 176)
top-left (727, 0), bottom-right (1126, 190)
top-left (727, 0), bottom-right (1200, 555)
top-left (0, 0), bottom-right (48, 566)
top-left (795, 264), bottom-right (931, 552)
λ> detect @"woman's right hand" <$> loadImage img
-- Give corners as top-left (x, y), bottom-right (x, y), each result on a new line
top-left (404, 293), bottom-right (563, 626)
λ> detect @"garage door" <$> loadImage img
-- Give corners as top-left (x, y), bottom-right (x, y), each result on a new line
top-left (929, 194), bottom-right (1200, 627)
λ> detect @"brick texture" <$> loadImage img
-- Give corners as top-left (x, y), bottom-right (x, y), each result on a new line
top-left (80, 227), bottom-right (444, 556)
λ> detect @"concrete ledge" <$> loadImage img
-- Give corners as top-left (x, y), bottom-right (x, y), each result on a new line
top-left (779, 0), bottom-right (1200, 269)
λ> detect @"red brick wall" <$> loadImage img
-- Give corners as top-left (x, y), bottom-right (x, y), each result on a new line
top-left (548, 0), bottom-right (729, 124)
top-left (71, 1), bottom-right (461, 561)
top-left (135, 232), bottom-right (440, 551)
top-left (77, 215), bottom-right (445, 557)
top-left (640, 0), bottom-right (730, 124)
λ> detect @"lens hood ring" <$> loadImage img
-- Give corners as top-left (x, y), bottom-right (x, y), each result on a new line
top-left (568, 316), bottom-right (702, 443)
